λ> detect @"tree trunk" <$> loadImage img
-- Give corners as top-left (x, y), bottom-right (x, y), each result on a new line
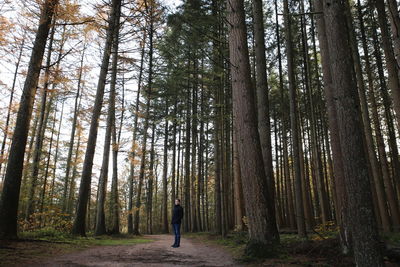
top-left (373, 0), bottom-right (400, 132)
top-left (314, 0), bottom-right (351, 253)
top-left (227, 0), bottom-right (280, 256)
top-left (345, 0), bottom-right (390, 233)
top-left (62, 43), bottom-right (86, 212)
top-left (252, 0), bottom-right (279, 240)
top-left (133, 0), bottom-right (154, 235)
top-left (0, 37), bottom-right (25, 180)
top-left (72, 0), bottom-right (121, 236)
top-left (321, 0), bottom-right (384, 265)
top-left (283, 0), bottom-right (307, 238)
top-left (127, 28), bottom-right (146, 234)
top-left (0, 0), bottom-right (58, 239)
top-left (50, 100), bottom-right (65, 208)
top-left (108, 7), bottom-right (121, 235)
top-left (162, 102), bottom-right (169, 233)
top-left (357, 0), bottom-right (392, 232)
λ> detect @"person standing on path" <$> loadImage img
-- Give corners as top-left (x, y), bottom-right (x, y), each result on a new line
top-left (171, 199), bottom-right (183, 248)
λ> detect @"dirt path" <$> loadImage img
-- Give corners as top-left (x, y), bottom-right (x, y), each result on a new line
top-left (35, 234), bottom-right (241, 267)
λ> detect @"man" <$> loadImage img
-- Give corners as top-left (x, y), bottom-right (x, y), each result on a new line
top-left (171, 199), bottom-right (183, 248)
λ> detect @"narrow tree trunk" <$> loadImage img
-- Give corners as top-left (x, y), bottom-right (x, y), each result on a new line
top-left (275, 0), bottom-right (295, 229)
top-left (127, 30), bottom-right (146, 234)
top-left (283, 0), bottom-right (307, 238)
top-left (133, 1), bottom-right (154, 235)
top-left (171, 98), bottom-right (178, 213)
top-left (39, 100), bottom-right (58, 225)
top-left (184, 76), bottom-right (191, 232)
top-left (212, 0), bottom-right (222, 235)
top-left (72, 0), bottom-right (121, 236)
top-left (50, 100), bottom-right (65, 208)
top-left (0, 37), bottom-right (25, 180)
top-left (147, 120), bottom-right (156, 234)
top-left (62, 43), bottom-right (86, 212)
top-left (233, 127), bottom-right (245, 231)
top-left (162, 102), bottom-right (169, 233)
top-left (25, 15), bottom-right (57, 221)
top-left (252, 0), bottom-right (279, 241)
top-left (108, 8), bottom-right (121, 235)
top-left (191, 67), bottom-right (198, 232)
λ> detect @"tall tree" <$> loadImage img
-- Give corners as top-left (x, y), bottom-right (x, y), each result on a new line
top-left (227, 0), bottom-right (279, 257)
top-left (0, 0), bottom-right (59, 239)
top-left (72, 0), bottom-right (121, 236)
top-left (62, 43), bottom-right (86, 213)
top-left (252, 0), bottom-right (279, 241)
top-left (283, 0), bottom-right (307, 238)
top-left (314, 0), bottom-right (350, 253)
top-left (321, 0), bottom-right (384, 265)
top-left (0, 36), bottom-right (25, 179)
top-left (133, 0), bottom-right (155, 235)
top-left (127, 26), bottom-right (147, 234)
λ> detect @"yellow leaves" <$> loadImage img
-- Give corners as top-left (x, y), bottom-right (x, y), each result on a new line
top-left (18, 205), bottom-right (74, 233)
top-left (0, 15), bottom-right (12, 46)
top-left (242, 216), bottom-right (248, 228)
top-left (56, 0), bottom-right (82, 24)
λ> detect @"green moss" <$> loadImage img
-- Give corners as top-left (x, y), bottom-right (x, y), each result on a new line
top-left (382, 232), bottom-right (400, 246)
top-left (244, 240), bottom-right (277, 258)
top-left (18, 229), bottom-right (152, 247)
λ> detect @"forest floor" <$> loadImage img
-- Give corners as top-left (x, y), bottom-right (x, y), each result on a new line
top-left (0, 234), bottom-right (239, 266)
top-left (1, 231), bottom-right (400, 266)
top-left (185, 231), bottom-right (400, 267)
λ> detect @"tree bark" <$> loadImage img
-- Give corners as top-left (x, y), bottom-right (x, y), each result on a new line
top-left (227, 0), bottom-right (280, 256)
top-left (321, 0), bottom-right (384, 265)
top-left (252, 0), bottom-right (279, 240)
top-left (314, 0), bottom-right (351, 253)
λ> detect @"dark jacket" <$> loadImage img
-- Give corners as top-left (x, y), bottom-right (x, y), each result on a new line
top-left (171, 204), bottom-right (183, 224)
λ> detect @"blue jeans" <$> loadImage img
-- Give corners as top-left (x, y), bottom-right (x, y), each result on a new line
top-left (172, 223), bottom-right (181, 246)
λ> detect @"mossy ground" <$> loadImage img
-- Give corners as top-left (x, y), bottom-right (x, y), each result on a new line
top-left (185, 230), bottom-right (400, 266)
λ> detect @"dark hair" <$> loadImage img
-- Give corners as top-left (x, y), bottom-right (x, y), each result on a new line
top-left (176, 199), bottom-right (181, 202)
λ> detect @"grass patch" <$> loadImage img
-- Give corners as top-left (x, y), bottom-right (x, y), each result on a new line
top-left (1, 229), bottom-right (152, 266)
top-left (18, 228), bottom-right (152, 247)
top-left (184, 231), bottom-right (355, 266)
top-left (382, 232), bottom-right (400, 246)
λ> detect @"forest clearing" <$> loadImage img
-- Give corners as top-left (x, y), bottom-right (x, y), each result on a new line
top-left (2, 0), bottom-right (400, 266)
